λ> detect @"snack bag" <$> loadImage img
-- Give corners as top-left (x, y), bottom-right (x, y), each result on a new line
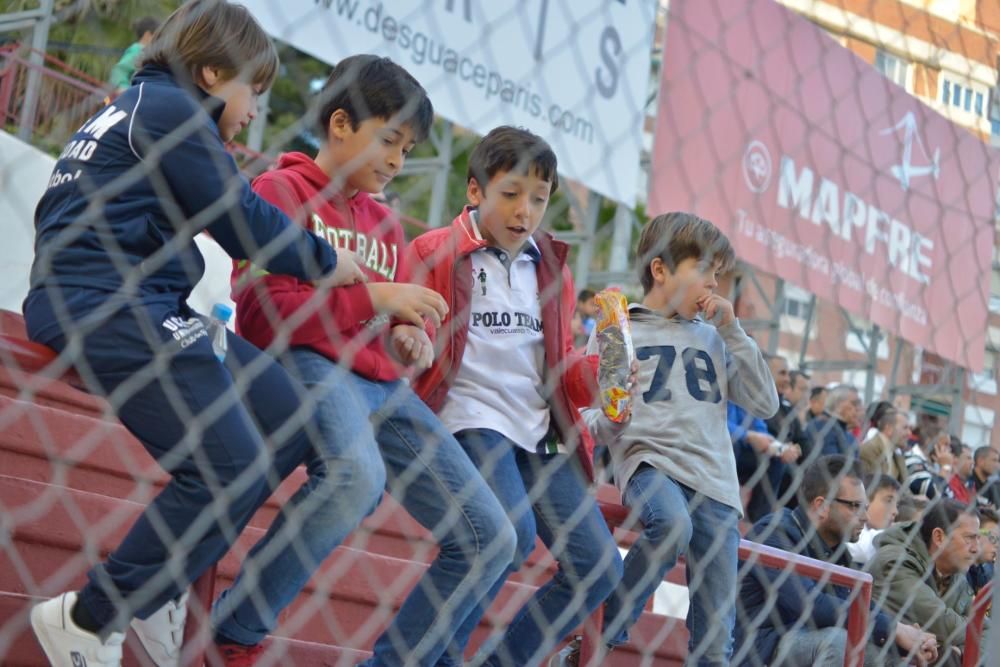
top-left (595, 289), bottom-right (635, 423)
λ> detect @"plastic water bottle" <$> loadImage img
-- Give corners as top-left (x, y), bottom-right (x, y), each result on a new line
top-left (210, 303), bottom-right (233, 362)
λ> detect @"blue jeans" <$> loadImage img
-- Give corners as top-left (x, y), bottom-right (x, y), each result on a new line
top-left (603, 465), bottom-right (740, 667)
top-left (212, 351), bottom-right (387, 645)
top-left (439, 429), bottom-right (623, 667)
top-left (213, 349), bottom-right (516, 665)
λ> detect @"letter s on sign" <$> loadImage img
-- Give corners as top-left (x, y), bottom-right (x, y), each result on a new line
top-left (595, 26), bottom-right (621, 99)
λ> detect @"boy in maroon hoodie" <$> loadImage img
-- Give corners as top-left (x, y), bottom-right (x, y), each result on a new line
top-left (212, 55), bottom-right (516, 666)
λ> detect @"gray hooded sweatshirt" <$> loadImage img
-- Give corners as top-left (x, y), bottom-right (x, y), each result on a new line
top-left (584, 304), bottom-right (778, 514)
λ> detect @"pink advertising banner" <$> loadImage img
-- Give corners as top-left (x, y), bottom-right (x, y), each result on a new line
top-left (649, 0), bottom-right (998, 371)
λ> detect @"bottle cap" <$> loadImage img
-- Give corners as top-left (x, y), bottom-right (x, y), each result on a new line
top-left (211, 303), bottom-right (234, 323)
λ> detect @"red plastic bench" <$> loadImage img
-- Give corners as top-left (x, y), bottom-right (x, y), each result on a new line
top-left (0, 313), bottom-right (217, 666)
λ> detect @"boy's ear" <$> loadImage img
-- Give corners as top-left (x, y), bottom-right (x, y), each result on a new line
top-left (467, 177), bottom-right (484, 207)
top-left (199, 65), bottom-right (220, 89)
top-left (649, 256), bottom-right (668, 284)
top-left (327, 109), bottom-right (354, 142)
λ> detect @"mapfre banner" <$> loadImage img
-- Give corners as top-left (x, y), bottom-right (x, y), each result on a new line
top-left (649, 0), bottom-right (998, 371)
top-left (242, 0), bottom-right (656, 206)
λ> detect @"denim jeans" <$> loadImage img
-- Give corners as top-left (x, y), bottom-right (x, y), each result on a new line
top-left (603, 465), bottom-right (740, 667)
top-left (213, 348), bottom-right (516, 665)
top-left (438, 429), bottom-right (623, 667)
top-left (212, 350), bottom-right (387, 645)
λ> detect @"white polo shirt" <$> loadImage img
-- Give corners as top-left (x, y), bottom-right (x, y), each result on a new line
top-left (437, 215), bottom-right (552, 452)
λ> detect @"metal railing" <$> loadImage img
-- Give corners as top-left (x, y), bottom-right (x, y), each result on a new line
top-left (584, 501), bottom-right (874, 667)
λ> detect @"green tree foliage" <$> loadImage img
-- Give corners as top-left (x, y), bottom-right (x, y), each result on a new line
top-left (2, 0), bottom-right (180, 83)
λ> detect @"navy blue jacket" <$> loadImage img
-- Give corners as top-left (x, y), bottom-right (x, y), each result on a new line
top-left (805, 413), bottom-right (859, 460)
top-left (735, 507), bottom-right (895, 666)
top-left (729, 401), bottom-right (789, 523)
top-left (24, 64), bottom-right (336, 343)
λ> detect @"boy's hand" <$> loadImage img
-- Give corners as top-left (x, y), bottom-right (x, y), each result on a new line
top-left (367, 282), bottom-right (449, 329)
top-left (697, 294), bottom-right (735, 327)
top-left (390, 325), bottom-right (434, 371)
top-left (317, 248), bottom-right (366, 287)
top-left (620, 359), bottom-right (641, 420)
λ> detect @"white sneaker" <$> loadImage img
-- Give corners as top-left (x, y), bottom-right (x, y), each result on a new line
top-left (30, 591), bottom-right (125, 667)
top-left (129, 591), bottom-right (189, 667)
top-left (549, 637), bottom-right (581, 667)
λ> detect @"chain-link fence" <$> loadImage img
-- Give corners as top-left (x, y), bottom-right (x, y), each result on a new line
top-left (1, 0), bottom-right (998, 666)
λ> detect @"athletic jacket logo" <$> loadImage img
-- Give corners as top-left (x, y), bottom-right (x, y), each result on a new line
top-left (162, 315), bottom-right (207, 348)
top-left (47, 105), bottom-right (130, 191)
top-left (70, 651), bottom-right (87, 666)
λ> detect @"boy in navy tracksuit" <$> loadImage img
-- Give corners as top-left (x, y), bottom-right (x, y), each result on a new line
top-left (26, 2), bottom-right (362, 666)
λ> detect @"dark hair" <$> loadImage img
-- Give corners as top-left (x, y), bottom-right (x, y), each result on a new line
top-left (863, 474), bottom-right (901, 499)
top-left (467, 125), bottom-right (558, 195)
top-left (799, 455), bottom-right (864, 505)
top-left (810, 386), bottom-right (828, 400)
top-left (141, 0), bottom-right (278, 88)
top-left (134, 16), bottom-right (160, 39)
top-left (636, 212), bottom-right (736, 294)
top-left (790, 370), bottom-right (810, 386)
top-left (317, 54), bottom-right (434, 143)
top-left (920, 498), bottom-right (974, 547)
top-left (974, 446), bottom-right (998, 466)
top-left (978, 506), bottom-right (999, 526)
top-left (578, 289), bottom-right (596, 302)
top-left (868, 400), bottom-right (894, 429)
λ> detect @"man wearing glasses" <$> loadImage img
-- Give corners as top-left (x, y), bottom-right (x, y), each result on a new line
top-left (968, 507), bottom-right (997, 595)
top-left (735, 455), bottom-right (937, 666)
top-left (870, 497), bottom-right (982, 666)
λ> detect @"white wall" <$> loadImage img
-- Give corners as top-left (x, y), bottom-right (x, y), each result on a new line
top-left (0, 130), bottom-right (53, 315)
top-left (0, 130), bottom-right (235, 324)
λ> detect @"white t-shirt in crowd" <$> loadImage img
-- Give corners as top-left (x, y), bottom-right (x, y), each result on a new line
top-left (848, 525), bottom-right (883, 565)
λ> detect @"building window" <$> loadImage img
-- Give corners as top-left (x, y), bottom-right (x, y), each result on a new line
top-left (963, 404), bottom-right (995, 449)
top-left (844, 317), bottom-right (889, 359)
top-left (841, 370), bottom-right (886, 397)
top-left (991, 88), bottom-right (1000, 135)
top-left (941, 76), bottom-right (991, 118)
top-left (991, 269), bottom-right (1000, 313)
top-left (778, 284), bottom-right (815, 338)
top-left (875, 50), bottom-right (908, 88)
top-left (968, 349), bottom-right (997, 396)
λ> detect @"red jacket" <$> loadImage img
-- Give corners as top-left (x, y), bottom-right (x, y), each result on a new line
top-left (232, 152), bottom-right (405, 381)
top-left (948, 474), bottom-right (973, 505)
top-left (402, 207), bottom-right (599, 480)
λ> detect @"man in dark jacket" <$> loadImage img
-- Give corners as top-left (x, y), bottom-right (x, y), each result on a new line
top-left (805, 385), bottom-right (861, 460)
top-left (735, 456), bottom-right (937, 667)
top-left (765, 354), bottom-right (808, 452)
top-left (971, 446), bottom-right (1000, 509)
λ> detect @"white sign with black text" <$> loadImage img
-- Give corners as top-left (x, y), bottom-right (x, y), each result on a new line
top-left (241, 0), bottom-right (656, 205)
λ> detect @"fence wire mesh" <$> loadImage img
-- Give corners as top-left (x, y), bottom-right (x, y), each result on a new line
top-left (0, 1), bottom-right (998, 666)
